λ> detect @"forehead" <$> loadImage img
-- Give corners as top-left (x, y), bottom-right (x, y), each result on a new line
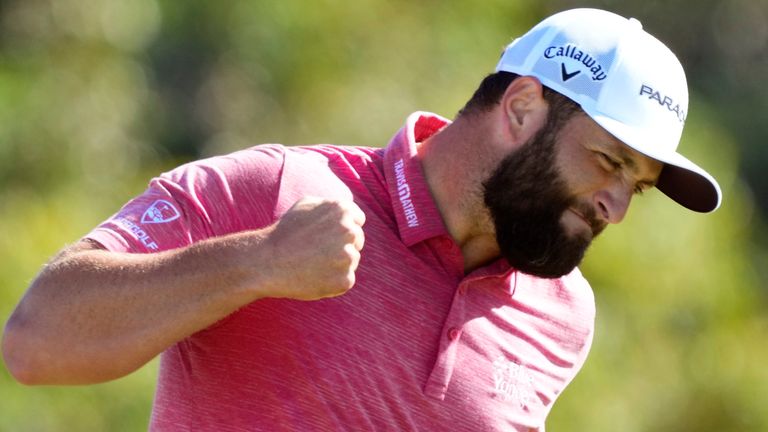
top-left (562, 113), bottom-right (664, 183)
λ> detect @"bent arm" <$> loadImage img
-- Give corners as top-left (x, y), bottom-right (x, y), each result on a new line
top-left (2, 197), bottom-right (365, 385)
top-left (2, 232), bottom-right (269, 385)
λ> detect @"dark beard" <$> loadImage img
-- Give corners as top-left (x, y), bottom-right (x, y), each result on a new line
top-left (482, 117), bottom-right (604, 279)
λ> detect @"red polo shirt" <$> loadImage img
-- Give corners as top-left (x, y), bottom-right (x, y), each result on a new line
top-left (86, 112), bottom-right (595, 431)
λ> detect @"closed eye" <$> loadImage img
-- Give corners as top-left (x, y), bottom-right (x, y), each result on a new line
top-left (597, 152), bottom-right (622, 171)
top-left (597, 152), bottom-right (651, 195)
top-left (634, 181), bottom-right (654, 196)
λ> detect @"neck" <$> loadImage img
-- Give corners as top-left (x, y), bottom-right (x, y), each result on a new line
top-left (419, 115), bottom-right (503, 273)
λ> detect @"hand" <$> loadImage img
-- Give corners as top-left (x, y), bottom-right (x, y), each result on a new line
top-left (257, 197), bottom-right (366, 300)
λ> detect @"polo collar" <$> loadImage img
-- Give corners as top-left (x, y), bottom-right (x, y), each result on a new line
top-left (383, 112), bottom-right (451, 247)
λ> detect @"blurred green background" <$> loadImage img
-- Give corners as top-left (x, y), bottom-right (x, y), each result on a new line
top-left (0, 0), bottom-right (766, 430)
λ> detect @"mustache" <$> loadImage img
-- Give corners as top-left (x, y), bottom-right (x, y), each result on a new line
top-left (570, 203), bottom-right (607, 237)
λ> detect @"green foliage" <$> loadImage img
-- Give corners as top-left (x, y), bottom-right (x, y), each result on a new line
top-left (0, 1), bottom-right (765, 431)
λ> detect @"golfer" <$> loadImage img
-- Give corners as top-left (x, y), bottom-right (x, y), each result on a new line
top-left (3, 8), bottom-right (721, 431)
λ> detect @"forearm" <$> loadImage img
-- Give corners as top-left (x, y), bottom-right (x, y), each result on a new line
top-left (2, 231), bottom-right (269, 385)
top-left (3, 197), bottom-right (365, 385)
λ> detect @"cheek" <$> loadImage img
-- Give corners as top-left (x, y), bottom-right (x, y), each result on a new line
top-left (555, 150), bottom-right (604, 197)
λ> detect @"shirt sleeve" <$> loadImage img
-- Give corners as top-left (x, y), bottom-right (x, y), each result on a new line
top-left (85, 144), bottom-right (287, 253)
top-left (539, 268), bottom-right (596, 431)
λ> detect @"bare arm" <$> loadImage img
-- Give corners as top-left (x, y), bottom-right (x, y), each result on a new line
top-left (1, 197), bottom-right (365, 385)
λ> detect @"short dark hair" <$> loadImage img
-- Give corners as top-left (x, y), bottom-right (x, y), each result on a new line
top-left (458, 71), bottom-right (582, 123)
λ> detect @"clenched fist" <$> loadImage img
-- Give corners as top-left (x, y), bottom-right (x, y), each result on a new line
top-left (257, 197), bottom-right (366, 300)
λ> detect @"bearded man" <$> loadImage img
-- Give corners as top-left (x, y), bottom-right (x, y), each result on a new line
top-left (3, 8), bottom-right (720, 432)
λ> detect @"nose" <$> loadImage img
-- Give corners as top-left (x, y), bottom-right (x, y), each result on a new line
top-left (593, 185), bottom-right (633, 224)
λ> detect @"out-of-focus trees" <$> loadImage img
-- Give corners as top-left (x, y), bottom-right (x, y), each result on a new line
top-left (0, 1), bottom-right (764, 431)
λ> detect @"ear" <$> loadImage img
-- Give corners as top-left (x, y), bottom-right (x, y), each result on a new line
top-left (500, 76), bottom-right (549, 142)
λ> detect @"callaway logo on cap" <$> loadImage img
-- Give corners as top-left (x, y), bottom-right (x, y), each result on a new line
top-left (496, 8), bottom-right (722, 213)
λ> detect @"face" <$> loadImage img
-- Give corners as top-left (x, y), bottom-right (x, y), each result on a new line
top-left (483, 112), bottom-right (662, 279)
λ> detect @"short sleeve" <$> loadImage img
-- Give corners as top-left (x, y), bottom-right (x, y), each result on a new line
top-left (85, 144), bottom-right (287, 253)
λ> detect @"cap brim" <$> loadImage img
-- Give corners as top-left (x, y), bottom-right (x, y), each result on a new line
top-left (654, 152), bottom-right (722, 213)
top-left (589, 113), bottom-right (722, 213)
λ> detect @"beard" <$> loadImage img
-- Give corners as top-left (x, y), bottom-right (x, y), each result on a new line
top-left (482, 117), bottom-right (605, 279)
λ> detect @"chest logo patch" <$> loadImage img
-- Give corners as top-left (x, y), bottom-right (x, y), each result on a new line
top-left (492, 356), bottom-right (535, 409)
top-left (141, 200), bottom-right (181, 224)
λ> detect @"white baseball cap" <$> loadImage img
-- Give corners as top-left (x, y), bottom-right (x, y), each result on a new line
top-left (496, 8), bottom-right (722, 213)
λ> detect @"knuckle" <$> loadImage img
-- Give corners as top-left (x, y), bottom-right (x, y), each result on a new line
top-left (354, 225), bottom-right (365, 243)
top-left (343, 271), bottom-right (356, 289)
top-left (341, 224), bottom-right (359, 242)
top-left (323, 200), bottom-right (346, 218)
top-left (295, 196), bottom-right (320, 209)
top-left (343, 244), bottom-right (359, 261)
top-left (327, 248), bottom-right (353, 270)
top-left (322, 273), bottom-right (354, 297)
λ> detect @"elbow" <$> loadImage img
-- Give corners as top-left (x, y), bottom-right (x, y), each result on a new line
top-left (2, 317), bottom-right (47, 386)
top-left (3, 312), bottom-right (142, 386)
top-left (3, 353), bottom-right (42, 386)
top-left (2, 306), bottom-right (74, 385)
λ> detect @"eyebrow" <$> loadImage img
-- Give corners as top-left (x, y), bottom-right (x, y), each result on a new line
top-left (614, 145), bottom-right (658, 186)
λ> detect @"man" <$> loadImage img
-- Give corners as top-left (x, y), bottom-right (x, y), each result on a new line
top-left (2, 8), bottom-right (720, 432)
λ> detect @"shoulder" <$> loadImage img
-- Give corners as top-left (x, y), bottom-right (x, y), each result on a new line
top-left (566, 267), bottom-right (595, 316)
top-left (516, 267), bottom-right (596, 324)
top-left (160, 144), bottom-right (288, 186)
top-left (160, 143), bottom-right (381, 185)
top-left (270, 144), bottom-right (385, 207)
top-left (561, 267), bottom-right (595, 303)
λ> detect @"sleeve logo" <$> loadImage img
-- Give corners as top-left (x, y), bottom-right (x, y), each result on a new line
top-left (141, 200), bottom-right (181, 224)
